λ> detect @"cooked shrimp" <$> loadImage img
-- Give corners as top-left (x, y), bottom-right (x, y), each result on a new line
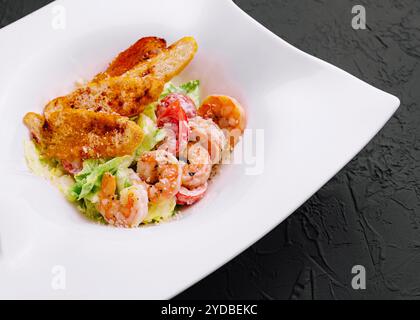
top-left (137, 150), bottom-right (181, 202)
top-left (176, 183), bottom-right (208, 206)
top-left (97, 172), bottom-right (148, 228)
top-left (181, 143), bottom-right (212, 189)
top-left (189, 116), bottom-right (227, 164)
top-left (198, 95), bottom-right (246, 147)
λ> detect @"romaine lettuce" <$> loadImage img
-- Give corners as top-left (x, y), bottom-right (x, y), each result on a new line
top-left (160, 80), bottom-right (201, 106)
top-left (136, 112), bottom-right (165, 157)
top-left (142, 102), bottom-right (158, 122)
top-left (144, 197), bottom-right (177, 224)
top-left (67, 155), bottom-right (139, 223)
top-left (24, 140), bottom-right (74, 195)
top-left (69, 156), bottom-right (133, 202)
top-left (76, 198), bottom-right (105, 223)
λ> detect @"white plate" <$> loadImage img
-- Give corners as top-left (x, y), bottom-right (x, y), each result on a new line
top-left (0, 0), bottom-right (399, 299)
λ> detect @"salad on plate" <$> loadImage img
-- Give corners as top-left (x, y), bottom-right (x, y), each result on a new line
top-left (23, 36), bottom-right (246, 228)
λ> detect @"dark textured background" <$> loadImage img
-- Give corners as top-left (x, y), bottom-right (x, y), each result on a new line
top-left (2, 0), bottom-right (419, 300)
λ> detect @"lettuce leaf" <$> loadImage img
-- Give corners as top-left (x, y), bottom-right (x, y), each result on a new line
top-left (24, 140), bottom-right (75, 195)
top-left (67, 156), bottom-right (138, 223)
top-left (160, 80), bottom-right (200, 106)
top-left (135, 109), bottom-right (165, 157)
top-left (76, 198), bottom-right (105, 223)
top-left (144, 197), bottom-right (177, 224)
top-left (24, 140), bottom-right (104, 222)
top-left (179, 80), bottom-right (201, 106)
top-left (69, 156), bottom-right (133, 202)
top-left (142, 102), bottom-right (158, 122)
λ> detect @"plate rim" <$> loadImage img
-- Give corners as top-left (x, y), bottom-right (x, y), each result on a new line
top-left (0, 0), bottom-right (400, 299)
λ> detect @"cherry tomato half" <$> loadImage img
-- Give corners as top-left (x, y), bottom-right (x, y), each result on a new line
top-left (157, 103), bottom-right (188, 127)
top-left (157, 94), bottom-right (192, 156)
top-left (157, 93), bottom-right (197, 120)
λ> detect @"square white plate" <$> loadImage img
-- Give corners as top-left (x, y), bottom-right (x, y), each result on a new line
top-left (0, 0), bottom-right (399, 299)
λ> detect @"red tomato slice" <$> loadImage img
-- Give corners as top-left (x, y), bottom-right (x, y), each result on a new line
top-left (176, 183), bottom-right (208, 206)
top-left (157, 95), bottom-right (190, 156)
top-left (165, 120), bottom-right (189, 157)
top-left (157, 103), bottom-right (188, 127)
top-left (157, 93), bottom-right (197, 120)
top-left (177, 120), bottom-right (189, 156)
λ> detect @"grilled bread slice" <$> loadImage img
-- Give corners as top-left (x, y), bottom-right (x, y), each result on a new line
top-left (23, 36), bottom-right (198, 163)
top-left (24, 109), bottom-right (143, 162)
top-left (43, 37), bottom-right (198, 118)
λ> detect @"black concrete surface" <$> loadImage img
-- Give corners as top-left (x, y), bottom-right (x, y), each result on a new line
top-left (2, 0), bottom-right (419, 300)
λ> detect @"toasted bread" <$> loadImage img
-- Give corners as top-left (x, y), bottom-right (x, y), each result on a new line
top-left (126, 36), bottom-right (198, 82)
top-left (24, 109), bottom-right (143, 162)
top-left (23, 36), bottom-right (198, 162)
top-left (45, 75), bottom-right (164, 118)
top-left (104, 37), bottom-right (167, 78)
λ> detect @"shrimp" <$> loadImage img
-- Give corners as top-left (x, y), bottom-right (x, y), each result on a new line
top-left (188, 116), bottom-right (227, 164)
top-left (176, 183), bottom-right (208, 206)
top-left (97, 172), bottom-right (148, 228)
top-left (181, 143), bottom-right (212, 189)
top-left (137, 150), bottom-right (182, 203)
top-left (198, 95), bottom-right (246, 147)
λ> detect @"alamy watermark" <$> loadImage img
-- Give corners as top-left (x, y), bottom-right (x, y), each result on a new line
top-left (51, 265), bottom-right (66, 290)
top-left (163, 125), bottom-right (265, 176)
top-left (51, 5), bottom-right (66, 30)
top-left (352, 5), bottom-right (366, 30)
top-left (351, 265), bottom-right (366, 290)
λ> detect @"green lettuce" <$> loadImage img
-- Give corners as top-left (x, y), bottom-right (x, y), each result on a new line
top-left (76, 198), bottom-right (105, 223)
top-left (142, 102), bottom-right (158, 122)
top-left (67, 156), bottom-right (138, 223)
top-left (24, 140), bottom-right (104, 222)
top-left (116, 167), bottom-right (134, 193)
top-left (144, 197), bottom-right (177, 224)
top-left (135, 106), bottom-right (166, 157)
top-left (69, 156), bottom-right (133, 202)
top-left (24, 140), bottom-right (74, 195)
top-left (160, 80), bottom-right (201, 106)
